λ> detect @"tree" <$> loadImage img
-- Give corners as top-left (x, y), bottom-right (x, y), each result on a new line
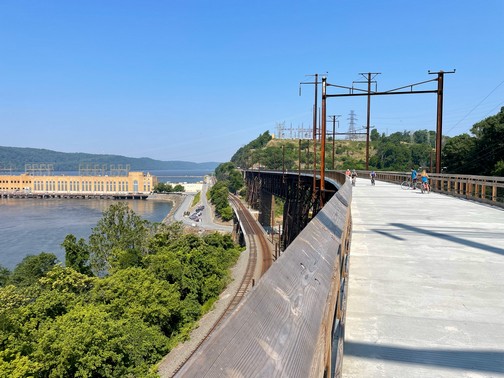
top-left (62, 234), bottom-right (92, 276)
top-left (9, 253), bottom-right (58, 287)
top-left (0, 203), bottom-right (244, 378)
top-left (370, 128), bottom-right (380, 142)
top-left (492, 160), bottom-right (504, 176)
top-left (209, 181), bottom-right (234, 221)
top-left (88, 203), bottom-right (150, 276)
top-left (153, 183), bottom-right (185, 193)
top-left (410, 144), bottom-right (432, 169)
top-left (173, 184), bottom-right (185, 192)
top-left (0, 265), bottom-right (10, 287)
top-left (230, 131), bottom-right (272, 168)
top-left (219, 205), bottom-right (234, 221)
top-left (215, 162), bottom-right (237, 181)
top-left (228, 170), bottom-right (244, 194)
top-left (153, 182), bottom-right (174, 193)
top-left (442, 134), bottom-right (478, 173)
top-left (470, 106), bottom-right (504, 175)
top-left (38, 265), bottom-right (95, 295)
top-left (12, 267), bottom-right (95, 336)
top-left (370, 141), bottom-right (411, 170)
top-left (32, 304), bottom-right (167, 378)
top-left (90, 267), bottom-right (182, 336)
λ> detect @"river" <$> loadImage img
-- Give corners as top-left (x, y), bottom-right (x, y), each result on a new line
top-left (0, 169), bottom-right (213, 270)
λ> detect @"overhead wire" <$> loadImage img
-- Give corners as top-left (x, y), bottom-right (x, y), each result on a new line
top-left (445, 79), bottom-right (504, 135)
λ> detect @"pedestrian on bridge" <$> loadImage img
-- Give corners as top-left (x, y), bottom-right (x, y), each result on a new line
top-left (411, 168), bottom-right (418, 189)
top-left (421, 169), bottom-right (430, 192)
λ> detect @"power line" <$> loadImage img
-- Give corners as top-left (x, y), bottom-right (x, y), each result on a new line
top-left (445, 79), bottom-right (504, 134)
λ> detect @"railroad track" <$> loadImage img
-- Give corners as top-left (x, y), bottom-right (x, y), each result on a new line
top-left (230, 194), bottom-right (272, 275)
top-left (170, 194), bottom-right (270, 377)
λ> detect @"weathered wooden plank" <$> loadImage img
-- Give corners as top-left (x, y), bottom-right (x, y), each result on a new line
top-left (176, 180), bottom-right (352, 377)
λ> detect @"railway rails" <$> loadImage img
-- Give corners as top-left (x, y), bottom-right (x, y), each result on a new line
top-left (170, 194), bottom-right (272, 377)
top-left (230, 194), bottom-right (272, 275)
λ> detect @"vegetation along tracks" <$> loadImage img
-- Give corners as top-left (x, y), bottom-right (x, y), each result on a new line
top-left (171, 194), bottom-right (269, 376)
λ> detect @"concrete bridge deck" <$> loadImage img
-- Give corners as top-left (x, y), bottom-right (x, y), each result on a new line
top-left (343, 179), bottom-right (504, 377)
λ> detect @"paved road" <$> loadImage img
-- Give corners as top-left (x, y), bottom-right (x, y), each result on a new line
top-left (172, 178), bottom-right (232, 233)
top-left (343, 178), bottom-right (504, 377)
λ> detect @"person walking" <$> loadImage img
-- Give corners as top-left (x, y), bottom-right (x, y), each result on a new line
top-left (411, 168), bottom-right (418, 189)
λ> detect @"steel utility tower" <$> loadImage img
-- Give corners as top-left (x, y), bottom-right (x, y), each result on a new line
top-left (347, 110), bottom-right (357, 140)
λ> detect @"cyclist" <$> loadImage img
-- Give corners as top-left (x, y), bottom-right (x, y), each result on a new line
top-left (370, 170), bottom-right (376, 185)
top-left (345, 168), bottom-right (351, 178)
top-left (351, 169), bottom-right (358, 186)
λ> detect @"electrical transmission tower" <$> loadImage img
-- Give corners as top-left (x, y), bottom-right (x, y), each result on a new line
top-left (347, 110), bottom-right (358, 140)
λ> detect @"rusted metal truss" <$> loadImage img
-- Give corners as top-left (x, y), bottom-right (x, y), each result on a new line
top-left (245, 170), bottom-right (338, 250)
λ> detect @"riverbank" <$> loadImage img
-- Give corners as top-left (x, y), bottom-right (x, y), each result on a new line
top-left (0, 198), bottom-right (171, 270)
top-left (147, 193), bottom-right (187, 223)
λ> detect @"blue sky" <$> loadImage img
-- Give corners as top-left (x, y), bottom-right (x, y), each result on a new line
top-left (1, 1), bottom-right (503, 163)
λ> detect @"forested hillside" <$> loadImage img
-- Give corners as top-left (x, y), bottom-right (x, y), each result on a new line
top-left (228, 107), bottom-right (504, 176)
top-left (0, 146), bottom-right (220, 171)
top-left (442, 106), bottom-right (504, 176)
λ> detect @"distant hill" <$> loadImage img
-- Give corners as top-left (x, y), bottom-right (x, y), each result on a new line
top-left (0, 146), bottom-right (220, 172)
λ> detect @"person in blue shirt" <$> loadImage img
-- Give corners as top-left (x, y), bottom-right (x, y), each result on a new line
top-left (411, 168), bottom-right (418, 189)
top-left (370, 170), bottom-right (376, 185)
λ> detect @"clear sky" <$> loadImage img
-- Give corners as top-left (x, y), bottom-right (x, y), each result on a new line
top-left (1, 1), bottom-right (503, 163)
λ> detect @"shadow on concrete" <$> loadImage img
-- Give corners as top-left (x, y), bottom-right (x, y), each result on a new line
top-left (317, 210), bottom-right (343, 238)
top-left (373, 229), bottom-right (406, 241)
top-left (390, 223), bottom-right (504, 256)
top-left (344, 341), bottom-right (504, 373)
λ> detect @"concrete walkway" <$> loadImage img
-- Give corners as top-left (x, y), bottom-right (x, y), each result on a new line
top-left (343, 179), bottom-right (504, 377)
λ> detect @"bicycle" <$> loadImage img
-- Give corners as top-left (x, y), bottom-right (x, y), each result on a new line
top-left (420, 181), bottom-right (430, 194)
top-left (401, 179), bottom-right (422, 190)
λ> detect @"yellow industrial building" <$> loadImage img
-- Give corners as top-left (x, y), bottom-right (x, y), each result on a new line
top-left (0, 171), bottom-right (157, 196)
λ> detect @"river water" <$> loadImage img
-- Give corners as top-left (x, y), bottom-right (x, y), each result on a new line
top-left (0, 169), bottom-right (213, 270)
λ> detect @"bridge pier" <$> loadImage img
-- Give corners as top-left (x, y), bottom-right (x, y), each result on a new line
top-left (245, 170), bottom-right (340, 251)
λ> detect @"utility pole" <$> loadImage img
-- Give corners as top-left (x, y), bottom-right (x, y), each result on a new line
top-left (313, 75), bottom-right (318, 196)
top-left (326, 70), bottom-right (455, 172)
top-left (282, 145), bottom-right (285, 182)
top-left (355, 73), bottom-right (380, 170)
top-left (300, 73), bottom-right (326, 199)
top-left (328, 115), bottom-right (341, 170)
top-left (429, 70), bottom-right (455, 173)
top-left (298, 139), bottom-right (301, 185)
top-left (365, 73), bottom-right (378, 170)
top-left (320, 76), bottom-right (327, 195)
